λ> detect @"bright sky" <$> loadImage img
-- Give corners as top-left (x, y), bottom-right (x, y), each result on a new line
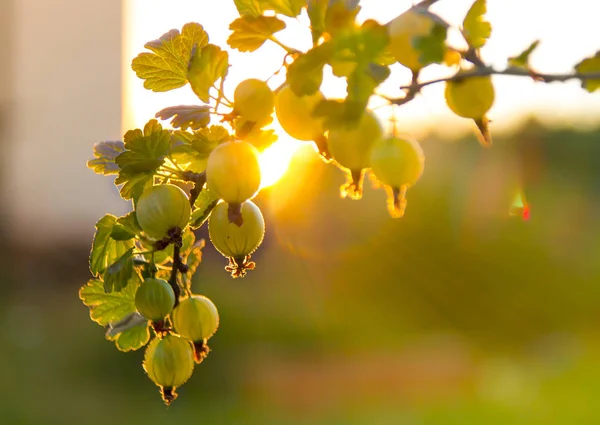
top-left (123, 0), bottom-right (600, 184)
top-left (124, 0), bottom-right (600, 134)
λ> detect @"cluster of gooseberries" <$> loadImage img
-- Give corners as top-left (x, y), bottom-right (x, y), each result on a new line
top-left (82, 0), bottom-right (599, 405)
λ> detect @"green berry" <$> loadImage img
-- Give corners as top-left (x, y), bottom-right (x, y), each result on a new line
top-left (143, 334), bottom-right (195, 405)
top-left (172, 295), bottom-right (219, 343)
top-left (136, 184), bottom-right (191, 240)
top-left (206, 141), bottom-right (262, 205)
top-left (135, 278), bottom-right (176, 322)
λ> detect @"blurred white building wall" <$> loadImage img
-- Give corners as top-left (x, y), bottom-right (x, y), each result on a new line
top-left (1, 0), bottom-right (15, 239)
top-left (7, 0), bottom-right (128, 244)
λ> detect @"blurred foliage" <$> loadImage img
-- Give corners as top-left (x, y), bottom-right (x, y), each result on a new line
top-left (3, 120), bottom-right (600, 424)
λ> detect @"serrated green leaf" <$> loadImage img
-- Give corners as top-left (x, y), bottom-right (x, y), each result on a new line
top-left (243, 126), bottom-right (278, 150)
top-left (413, 21), bottom-right (448, 66)
top-left (114, 120), bottom-right (169, 200)
top-left (155, 105), bottom-right (211, 131)
top-left (105, 312), bottom-right (148, 337)
top-left (132, 23), bottom-right (209, 92)
top-left (228, 15), bottom-right (286, 53)
top-left (324, 20), bottom-right (389, 123)
top-left (508, 40), bottom-right (540, 69)
top-left (267, 0), bottom-right (306, 17)
top-left (575, 51), bottom-right (600, 92)
top-left (287, 43), bottom-right (333, 96)
top-left (87, 141), bottom-right (125, 175)
top-left (79, 278), bottom-right (138, 326)
top-left (185, 243), bottom-right (204, 277)
top-left (307, 0), bottom-right (328, 44)
top-left (234, 0), bottom-right (263, 17)
top-left (110, 225), bottom-right (136, 241)
top-left (117, 120), bottom-right (170, 174)
top-left (110, 212), bottom-right (141, 242)
top-left (103, 248), bottom-right (135, 293)
top-left (107, 321), bottom-right (151, 352)
top-left (234, 0), bottom-right (305, 17)
top-left (343, 62), bottom-right (390, 123)
top-left (172, 125), bottom-right (231, 172)
top-left (233, 114), bottom-right (276, 149)
top-left (462, 0), bottom-right (491, 49)
top-left (117, 211), bottom-right (143, 236)
top-left (329, 20), bottom-right (389, 76)
top-left (90, 215), bottom-right (136, 277)
top-left (190, 190), bottom-right (219, 229)
top-left (188, 44), bottom-right (229, 103)
top-left (115, 171), bottom-right (154, 203)
top-left (308, 0), bottom-right (360, 44)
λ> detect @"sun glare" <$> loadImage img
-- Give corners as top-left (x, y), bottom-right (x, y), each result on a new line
top-left (259, 132), bottom-right (303, 188)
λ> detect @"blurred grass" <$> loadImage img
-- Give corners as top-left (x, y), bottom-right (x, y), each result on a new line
top-left (3, 121), bottom-right (600, 424)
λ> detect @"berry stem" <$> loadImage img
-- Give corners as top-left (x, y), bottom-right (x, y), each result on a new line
top-left (169, 236), bottom-right (183, 307)
top-left (267, 36), bottom-right (301, 55)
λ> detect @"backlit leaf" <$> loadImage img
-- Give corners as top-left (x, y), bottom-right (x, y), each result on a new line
top-left (307, 0), bottom-right (328, 44)
top-left (462, 0), bottom-right (491, 49)
top-left (188, 44), bottom-right (229, 103)
top-left (90, 215), bottom-right (136, 277)
top-left (172, 125), bottom-right (231, 172)
top-left (155, 105), bottom-right (211, 131)
top-left (132, 23), bottom-right (209, 92)
top-left (103, 247), bottom-right (136, 293)
top-left (575, 51), bottom-right (600, 92)
top-left (80, 277), bottom-right (150, 352)
top-left (233, 0), bottom-right (305, 17)
top-left (287, 43), bottom-right (334, 96)
top-left (190, 190), bottom-right (220, 229)
top-left (508, 40), bottom-right (540, 69)
top-left (87, 141), bottom-right (125, 175)
top-left (79, 277), bottom-right (138, 327)
top-left (116, 120), bottom-right (170, 174)
top-left (233, 0), bottom-right (264, 17)
top-left (108, 322), bottom-right (151, 352)
top-left (265, 0), bottom-right (306, 17)
top-left (228, 15), bottom-right (286, 53)
top-left (115, 120), bottom-right (170, 200)
top-left (414, 21), bottom-right (448, 66)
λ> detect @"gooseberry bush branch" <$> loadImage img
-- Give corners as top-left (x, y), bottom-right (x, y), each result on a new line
top-left (388, 66), bottom-right (600, 106)
top-left (80, 0), bottom-right (600, 405)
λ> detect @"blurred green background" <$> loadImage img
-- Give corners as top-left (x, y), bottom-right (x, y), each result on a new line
top-left (3, 120), bottom-right (600, 424)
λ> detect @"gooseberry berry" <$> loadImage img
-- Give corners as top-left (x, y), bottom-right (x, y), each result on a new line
top-left (327, 110), bottom-right (383, 200)
top-left (208, 200), bottom-right (265, 277)
top-left (172, 295), bottom-right (219, 363)
top-left (135, 278), bottom-right (176, 322)
top-left (205, 140), bottom-right (261, 224)
top-left (445, 75), bottom-right (495, 119)
top-left (136, 184), bottom-right (191, 240)
top-left (387, 7), bottom-right (443, 71)
top-left (275, 85), bottom-right (325, 141)
top-left (234, 79), bottom-right (274, 124)
top-left (143, 334), bottom-right (195, 405)
top-left (370, 136), bottom-right (425, 218)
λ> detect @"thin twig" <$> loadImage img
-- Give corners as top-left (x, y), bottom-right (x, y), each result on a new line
top-left (388, 67), bottom-right (600, 105)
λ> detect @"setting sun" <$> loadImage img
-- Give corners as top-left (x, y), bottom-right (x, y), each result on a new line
top-left (258, 133), bottom-right (303, 188)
